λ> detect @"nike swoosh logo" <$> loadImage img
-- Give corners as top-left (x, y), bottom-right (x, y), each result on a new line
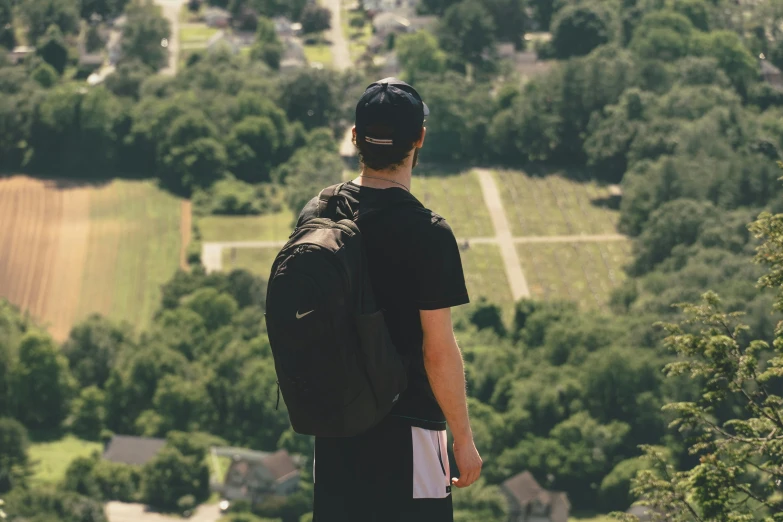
top-left (296, 310), bottom-right (314, 319)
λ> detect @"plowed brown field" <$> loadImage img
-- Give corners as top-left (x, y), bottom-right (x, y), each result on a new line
top-left (0, 176), bottom-right (186, 340)
top-left (0, 177), bottom-right (91, 339)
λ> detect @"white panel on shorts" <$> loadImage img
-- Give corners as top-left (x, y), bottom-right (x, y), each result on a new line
top-left (411, 427), bottom-right (451, 499)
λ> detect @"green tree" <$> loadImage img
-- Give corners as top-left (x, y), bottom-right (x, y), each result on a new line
top-left (691, 30), bottom-right (759, 94)
top-left (37, 25), bottom-right (69, 75)
top-left (226, 116), bottom-right (281, 182)
top-left (152, 374), bottom-right (211, 433)
top-left (551, 1), bottom-right (614, 59)
top-left (629, 10), bottom-right (694, 62)
top-left (70, 386), bottom-right (107, 440)
top-left (18, 0), bottom-right (80, 43)
top-left (250, 17), bottom-right (283, 69)
top-left (4, 488), bottom-right (108, 522)
top-left (668, 0), bottom-right (710, 31)
top-left (62, 455), bottom-right (100, 498)
top-left (81, 0), bottom-right (130, 19)
top-left (10, 332), bottom-right (74, 431)
top-left (141, 443), bottom-right (210, 511)
top-left (279, 69), bottom-right (341, 130)
top-left (396, 31), bottom-right (447, 84)
top-left (104, 59), bottom-right (154, 99)
top-left (121, 0), bottom-right (171, 70)
top-left (183, 288), bottom-right (239, 331)
top-left (62, 315), bottom-right (134, 389)
top-left (437, 0), bottom-right (497, 68)
top-left (0, 0), bottom-right (14, 50)
top-left (300, 4), bottom-right (331, 34)
top-left (31, 62), bottom-right (59, 88)
top-left (0, 418), bottom-right (28, 493)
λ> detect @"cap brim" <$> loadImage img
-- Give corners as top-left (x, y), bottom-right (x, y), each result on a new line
top-left (422, 102), bottom-right (430, 117)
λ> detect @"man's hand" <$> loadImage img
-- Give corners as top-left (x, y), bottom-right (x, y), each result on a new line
top-left (451, 437), bottom-right (482, 488)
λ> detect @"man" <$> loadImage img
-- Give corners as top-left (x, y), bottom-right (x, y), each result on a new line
top-left (296, 78), bottom-right (482, 522)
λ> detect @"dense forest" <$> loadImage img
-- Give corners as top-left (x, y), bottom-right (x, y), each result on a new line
top-left (2, 0), bottom-right (783, 520)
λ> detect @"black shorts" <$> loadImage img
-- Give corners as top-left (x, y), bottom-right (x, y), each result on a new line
top-left (313, 415), bottom-right (453, 522)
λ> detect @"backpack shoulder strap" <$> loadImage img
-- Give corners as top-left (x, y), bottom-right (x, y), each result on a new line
top-left (317, 183), bottom-right (346, 217)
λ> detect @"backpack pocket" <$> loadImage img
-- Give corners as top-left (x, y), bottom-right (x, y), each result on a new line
top-left (355, 310), bottom-right (408, 422)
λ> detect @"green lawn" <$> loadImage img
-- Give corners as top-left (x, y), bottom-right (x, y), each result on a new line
top-left (569, 517), bottom-right (616, 522)
top-left (494, 170), bottom-right (620, 237)
top-left (199, 210), bottom-right (294, 242)
top-left (303, 42), bottom-right (334, 67)
top-left (29, 436), bottom-right (102, 486)
top-left (518, 240), bottom-right (632, 311)
top-left (460, 244), bottom-right (513, 311)
top-left (222, 247), bottom-right (280, 278)
top-left (412, 171), bottom-right (495, 238)
top-left (179, 24), bottom-right (219, 45)
top-left (77, 180), bottom-right (183, 333)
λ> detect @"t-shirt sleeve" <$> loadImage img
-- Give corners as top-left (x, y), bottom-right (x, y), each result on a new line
top-left (414, 216), bottom-right (470, 310)
top-left (295, 196), bottom-right (320, 228)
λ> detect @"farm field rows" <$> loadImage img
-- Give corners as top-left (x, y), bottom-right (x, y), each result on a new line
top-left (412, 171), bottom-right (494, 238)
top-left (518, 240), bottom-right (632, 310)
top-left (199, 210), bottom-right (293, 242)
top-left (460, 244), bottom-right (513, 310)
top-left (0, 177), bottom-right (184, 339)
top-left (494, 170), bottom-right (620, 237)
top-left (222, 247), bottom-right (279, 278)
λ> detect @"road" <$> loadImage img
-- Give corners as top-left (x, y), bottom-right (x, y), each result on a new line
top-left (106, 502), bottom-right (221, 522)
top-left (475, 169), bottom-right (531, 300)
top-left (323, 0), bottom-right (351, 71)
top-left (154, 0), bottom-right (185, 75)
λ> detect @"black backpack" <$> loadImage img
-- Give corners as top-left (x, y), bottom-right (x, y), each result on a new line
top-left (264, 183), bottom-right (410, 437)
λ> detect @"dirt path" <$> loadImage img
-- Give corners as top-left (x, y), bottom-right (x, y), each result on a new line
top-left (475, 169), bottom-right (531, 300)
top-left (180, 200), bottom-right (192, 270)
top-left (323, 0), bottom-right (351, 71)
top-left (154, 0), bottom-right (185, 75)
top-left (105, 502), bottom-right (221, 522)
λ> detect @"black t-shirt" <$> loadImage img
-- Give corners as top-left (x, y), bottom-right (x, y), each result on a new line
top-left (297, 181), bottom-right (470, 430)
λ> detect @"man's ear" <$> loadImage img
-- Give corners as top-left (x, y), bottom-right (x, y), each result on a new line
top-left (416, 127), bottom-right (427, 148)
top-left (352, 126), bottom-right (357, 146)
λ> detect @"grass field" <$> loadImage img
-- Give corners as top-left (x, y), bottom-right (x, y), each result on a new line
top-left (519, 240), bottom-right (632, 310)
top-left (199, 210), bottom-right (293, 242)
top-left (494, 170), bottom-right (620, 237)
top-left (180, 24), bottom-right (219, 46)
top-left (76, 180), bottom-right (183, 333)
top-left (460, 244), bottom-right (513, 310)
top-left (222, 247), bottom-right (279, 277)
top-left (343, 7), bottom-right (372, 60)
top-left (304, 42), bottom-right (334, 67)
top-left (0, 177), bottom-right (184, 340)
top-left (412, 171), bottom-right (494, 238)
top-left (29, 436), bottom-right (102, 486)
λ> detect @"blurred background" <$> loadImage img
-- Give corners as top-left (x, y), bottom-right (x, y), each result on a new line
top-left (1, 0), bottom-right (783, 521)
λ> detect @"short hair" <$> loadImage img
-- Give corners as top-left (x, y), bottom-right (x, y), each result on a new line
top-left (355, 123), bottom-right (420, 171)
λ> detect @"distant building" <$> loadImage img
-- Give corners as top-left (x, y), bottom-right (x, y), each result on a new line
top-left (204, 7), bottom-right (232, 28)
top-left (761, 60), bottom-right (783, 90)
top-left (207, 30), bottom-right (240, 54)
top-left (502, 471), bottom-right (570, 522)
top-left (213, 447), bottom-right (301, 507)
top-left (102, 435), bottom-right (166, 466)
top-left (8, 46), bottom-right (34, 65)
top-left (363, 0), bottom-right (419, 17)
top-left (280, 36), bottom-right (307, 71)
top-left (274, 17), bottom-right (303, 37)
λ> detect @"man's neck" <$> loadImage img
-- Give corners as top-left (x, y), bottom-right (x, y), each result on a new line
top-left (355, 166), bottom-right (413, 192)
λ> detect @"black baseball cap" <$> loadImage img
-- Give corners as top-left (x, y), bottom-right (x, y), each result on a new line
top-left (355, 77), bottom-right (429, 147)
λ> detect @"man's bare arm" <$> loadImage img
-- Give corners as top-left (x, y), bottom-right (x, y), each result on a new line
top-left (420, 308), bottom-right (482, 488)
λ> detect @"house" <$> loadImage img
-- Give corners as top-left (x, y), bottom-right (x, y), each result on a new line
top-left (280, 36), bottom-right (307, 71)
top-left (213, 447), bottom-right (301, 507)
top-left (204, 7), bottom-right (232, 28)
top-left (274, 17), bottom-right (302, 37)
top-left (8, 46), bottom-right (34, 65)
top-left (761, 59), bottom-right (783, 90)
top-left (107, 30), bottom-right (122, 64)
top-left (363, 0), bottom-right (419, 17)
top-left (102, 435), bottom-right (166, 466)
top-left (502, 471), bottom-right (570, 522)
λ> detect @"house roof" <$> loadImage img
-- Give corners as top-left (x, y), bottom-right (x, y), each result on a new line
top-left (102, 435), bottom-right (166, 466)
top-left (502, 471), bottom-right (570, 520)
top-left (263, 450), bottom-right (297, 482)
